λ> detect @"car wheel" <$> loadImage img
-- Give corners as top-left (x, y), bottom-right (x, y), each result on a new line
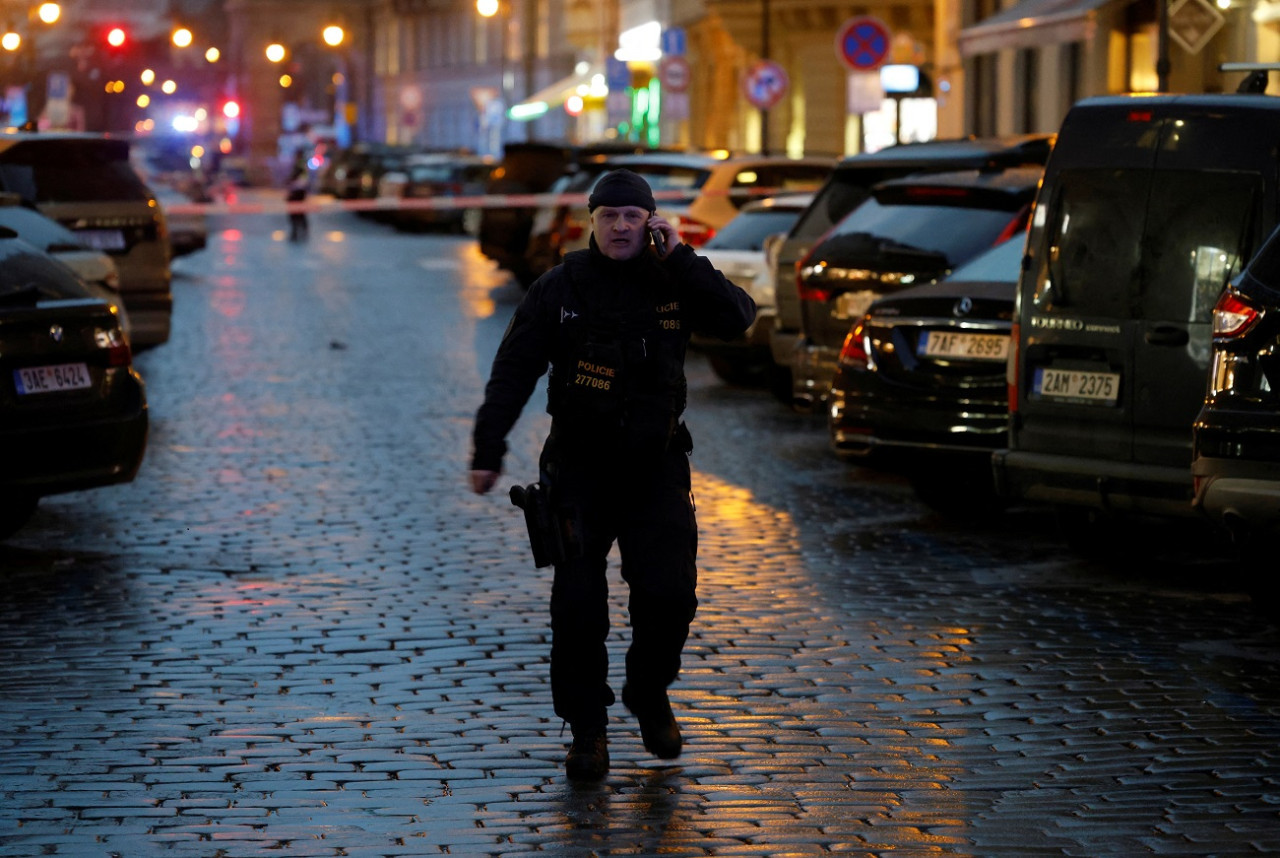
top-left (0, 494), bottom-right (38, 540)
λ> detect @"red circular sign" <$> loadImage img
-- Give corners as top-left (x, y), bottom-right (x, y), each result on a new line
top-left (742, 60), bottom-right (788, 110)
top-left (659, 56), bottom-right (691, 94)
top-left (835, 16), bottom-right (891, 72)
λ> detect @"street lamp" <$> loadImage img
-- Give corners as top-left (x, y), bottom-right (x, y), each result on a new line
top-left (320, 24), bottom-right (353, 146)
top-left (476, 0), bottom-right (510, 153)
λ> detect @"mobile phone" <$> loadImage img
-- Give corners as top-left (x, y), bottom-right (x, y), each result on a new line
top-left (650, 227), bottom-right (667, 256)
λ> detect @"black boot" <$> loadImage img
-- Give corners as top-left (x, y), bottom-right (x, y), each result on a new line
top-left (622, 684), bottom-right (682, 760)
top-left (565, 726), bottom-right (609, 780)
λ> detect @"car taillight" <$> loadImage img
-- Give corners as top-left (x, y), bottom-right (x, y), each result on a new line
top-left (1212, 291), bottom-right (1261, 339)
top-left (795, 253), bottom-right (831, 303)
top-left (1007, 320), bottom-right (1020, 414)
top-left (96, 326), bottom-right (132, 366)
top-left (838, 320), bottom-right (869, 368)
top-left (679, 217), bottom-right (715, 247)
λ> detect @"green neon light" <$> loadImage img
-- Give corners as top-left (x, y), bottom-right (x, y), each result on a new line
top-left (647, 78), bottom-right (661, 147)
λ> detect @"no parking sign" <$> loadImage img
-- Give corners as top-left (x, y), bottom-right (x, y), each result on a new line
top-left (835, 16), bottom-right (891, 72)
top-left (742, 60), bottom-right (788, 110)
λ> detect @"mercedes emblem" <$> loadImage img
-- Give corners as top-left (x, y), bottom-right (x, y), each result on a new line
top-left (49, 324), bottom-right (64, 342)
top-left (952, 297), bottom-right (973, 318)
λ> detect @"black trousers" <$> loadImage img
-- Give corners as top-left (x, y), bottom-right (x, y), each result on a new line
top-left (540, 429), bottom-right (698, 732)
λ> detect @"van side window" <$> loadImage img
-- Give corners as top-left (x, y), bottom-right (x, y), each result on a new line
top-left (1140, 171), bottom-right (1260, 323)
top-left (1033, 169), bottom-right (1146, 319)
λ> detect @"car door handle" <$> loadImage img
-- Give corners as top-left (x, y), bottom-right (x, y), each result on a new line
top-left (1145, 325), bottom-right (1189, 347)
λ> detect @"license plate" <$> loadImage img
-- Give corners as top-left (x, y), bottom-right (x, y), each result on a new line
top-left (834, 290), bottom-right (877, 320)
top-left (919, 330), bottom-right (1009, 361)
top-left (13, 363), bottom-right (92, 395)
top-left (1033, 367), bottom-right (1120, 404)
top-left (76, 229), bottom-right (126, 251)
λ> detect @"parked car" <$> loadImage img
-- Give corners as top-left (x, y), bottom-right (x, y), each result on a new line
top-left (769, 136), bottom-right (1054, 406)
top-left (353, 145), bottom-right (415, 203)
top-left (151, 181), bottom-right (209, 258)
top-left (376, 153), bottom-right (495, 233)
top-left (993, 89), bottom-right (1280, 525)
top-left (0, 132), bottom-right (172, 347)
top-left (827, 235), bottom-right (1024, 511)
top-left (1192, 221), bottom-right (1280, 545)
top-left (0, 231), bottom-right (147, 538)
top-left (323, 143), bottom-right (400, 200)
top-left (0, 199), bottom-right (130, 336)
top-left (793, 165), bottom-right (1042, 412)
top-left (690, 194), bottom-right (812, 386)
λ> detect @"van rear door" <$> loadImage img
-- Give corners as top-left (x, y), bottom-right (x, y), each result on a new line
top-left (1131, 106), bottom-right (1265, 468)
top-left (1013, 99), bottom-right (1267, 509)
top-left (1015, 103), bottom-right (1157, 466)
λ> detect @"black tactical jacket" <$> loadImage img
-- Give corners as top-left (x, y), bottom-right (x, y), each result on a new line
top-left (471, 239), bottom-right (755, 472)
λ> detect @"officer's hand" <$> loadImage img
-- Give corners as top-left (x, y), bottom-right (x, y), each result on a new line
top-left (647, 215), bottom-right (678, 259)
top-left (470, 470), bottom-right (500, 495)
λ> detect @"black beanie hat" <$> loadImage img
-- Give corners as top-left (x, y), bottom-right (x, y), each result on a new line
top-left (588, 168), bottom-right (656, 212)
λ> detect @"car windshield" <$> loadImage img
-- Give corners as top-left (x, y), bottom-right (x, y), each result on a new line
top-left (944, 235), bottom-right (1025, 283)
top-left (0, 238), bottom-right (90, 298)
top-left (829, 197), bottom-right (1022, 265)
top-left (0, 206), bottom-right (85, 251)
top-left (703, 209), bottom-right (802, 251)
top-left (0, 139), bottom-right (152, 203)
top-left (626, 165), bottom-right (709, 197)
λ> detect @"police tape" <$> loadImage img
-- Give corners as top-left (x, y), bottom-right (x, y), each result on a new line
top-left (158, 186), bottom-right (808, 217)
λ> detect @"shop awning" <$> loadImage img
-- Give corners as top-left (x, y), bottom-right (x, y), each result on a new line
top-left (508, 67), bottom-right (607, 120)
top-left (958, 0), bottom-right (1117, 56)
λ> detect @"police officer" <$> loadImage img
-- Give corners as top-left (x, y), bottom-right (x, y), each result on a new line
top-left (469, 169), bottom-right (755, 780)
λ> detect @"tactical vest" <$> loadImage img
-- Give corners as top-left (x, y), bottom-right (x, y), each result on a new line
top-left (547, 251), bottom-right (688, 455)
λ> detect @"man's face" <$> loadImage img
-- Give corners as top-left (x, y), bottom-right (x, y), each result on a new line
top-left (591, 205), bottom-right (649, 261)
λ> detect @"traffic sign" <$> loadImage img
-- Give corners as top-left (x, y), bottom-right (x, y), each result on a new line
top-left (835, 16), bottom-right (891, 72)
top-left (743, 60), bottom-right (788, 110)
top-left (659, 56), bottom-right (691, 93)
top-left (661, 27), bottom-right (686, 57)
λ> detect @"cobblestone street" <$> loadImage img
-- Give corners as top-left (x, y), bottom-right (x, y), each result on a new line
top-left (1, 206), bottom-right (1278, 857)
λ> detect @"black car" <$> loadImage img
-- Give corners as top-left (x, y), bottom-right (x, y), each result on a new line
top-left (793, 165), bottom-right (1042, 411)
top-left (828, 236), bottom-right (1023, 510)
top-left (0, 231), bottom-right (148, 538)
top-left (1192, 221), bottom-right (1280, 544)
top-left (994, 87), bottom-right (1280, 524)
top-left (769, 135), bottom-right (1053, 406)
top-left (377, 153), bottom-right (495, 233)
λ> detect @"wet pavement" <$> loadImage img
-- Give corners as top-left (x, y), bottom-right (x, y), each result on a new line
top-left (1, 203), bottom-right (1278, 857)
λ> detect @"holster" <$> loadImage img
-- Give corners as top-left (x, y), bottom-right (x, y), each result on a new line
top-left (510, 482), bottom-right (579, 568)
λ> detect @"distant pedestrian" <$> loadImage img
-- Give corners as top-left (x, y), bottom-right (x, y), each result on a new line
top-left (286, 154), bottom-right (309, 241)
top-left (469, 169), bottom-right (756, 780)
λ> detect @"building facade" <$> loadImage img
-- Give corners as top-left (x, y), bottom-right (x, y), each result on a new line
top-left (219, 0), bottom-right (1280, 173)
